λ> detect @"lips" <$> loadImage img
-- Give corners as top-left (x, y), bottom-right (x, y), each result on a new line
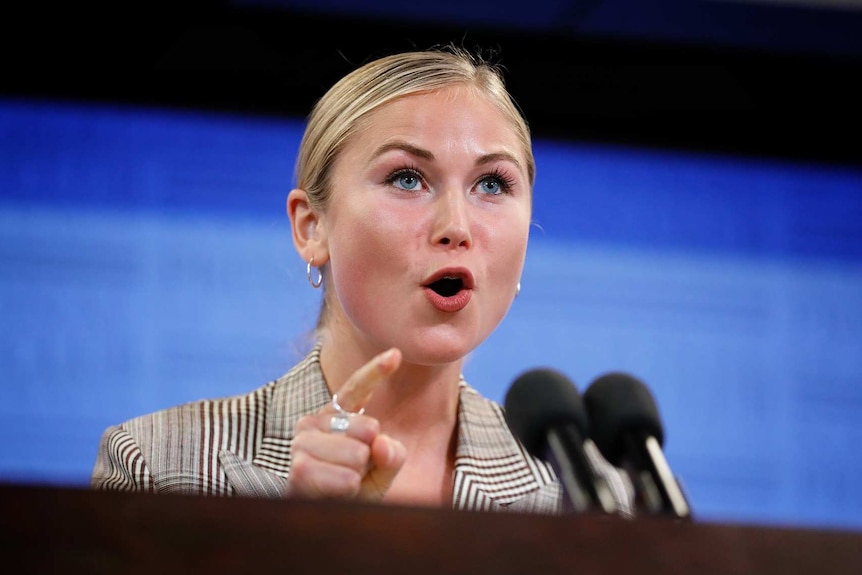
top-left (422, 268), bottom-right (474, 313)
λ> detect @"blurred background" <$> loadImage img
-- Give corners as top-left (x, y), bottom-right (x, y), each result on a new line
top-left (2, 1), bottom-right (861, 530)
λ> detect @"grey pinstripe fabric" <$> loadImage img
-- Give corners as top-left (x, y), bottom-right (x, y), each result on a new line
top-left (92, 345), bottom-right (632, 515)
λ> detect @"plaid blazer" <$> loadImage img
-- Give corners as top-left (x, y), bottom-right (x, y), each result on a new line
top-left (92, 344), bottom-right (632, 515)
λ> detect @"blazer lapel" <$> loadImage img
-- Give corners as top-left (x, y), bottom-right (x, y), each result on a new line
top-left (220, 450), bottom-right (287, 498)
top-left (452, 381), bottom-right (560, 512)
top-left (224, 343), bottom-right (332, 497)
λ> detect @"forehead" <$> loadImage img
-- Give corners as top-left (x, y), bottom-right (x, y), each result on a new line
top-left (346, 85), bottom-right (526, 160)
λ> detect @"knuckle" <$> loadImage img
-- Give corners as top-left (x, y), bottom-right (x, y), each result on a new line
top-left (294, 414), bottom-right (319, 432)
top-left (348, 416), bottom-right (379, 443)
top-left (351, 443), bottom-right (371, 468)
top-left (290, 430), bottom-right (314, 451)
top-left (289, 452), bottom-right (311, 479)
top-left (364, 416), bottom-right (381, 436)
top-left (342, 470), bottom-right (362, 495)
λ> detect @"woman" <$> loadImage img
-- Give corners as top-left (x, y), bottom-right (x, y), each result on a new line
top-left (92, 45), bottom-right (632, 514)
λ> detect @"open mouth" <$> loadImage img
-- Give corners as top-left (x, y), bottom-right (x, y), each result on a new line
top-left (427, 277), bottom-right (464, 297)
top-left (422, 269), bottom-right (473, 312)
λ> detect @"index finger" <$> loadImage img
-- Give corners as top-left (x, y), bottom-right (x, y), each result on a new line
top-left (326, 347), bottom-right (401, 414)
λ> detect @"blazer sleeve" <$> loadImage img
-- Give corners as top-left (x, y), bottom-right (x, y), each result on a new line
top-left (90, 424), bottom-right (155, 492)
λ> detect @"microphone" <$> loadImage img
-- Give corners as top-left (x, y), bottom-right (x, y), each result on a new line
top-left (504, 367), bottom-right (618, 515)
top-left (583, 372), bottom-right (691, 520)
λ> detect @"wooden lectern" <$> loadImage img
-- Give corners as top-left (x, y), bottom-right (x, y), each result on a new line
top-left (1, 482), bottom-right (860, 574)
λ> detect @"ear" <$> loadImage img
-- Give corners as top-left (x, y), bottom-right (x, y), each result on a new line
top-left (287, 188), bottom-right (329, 265)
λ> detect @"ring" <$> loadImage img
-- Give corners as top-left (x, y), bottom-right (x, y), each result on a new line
top-left (330, 414), bottom-right (351, 433)
top-left (331, 393), bottom-right (365, 416)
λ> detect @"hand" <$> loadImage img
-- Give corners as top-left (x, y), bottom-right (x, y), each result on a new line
top-left (285, 347), bottom-right (407, 502)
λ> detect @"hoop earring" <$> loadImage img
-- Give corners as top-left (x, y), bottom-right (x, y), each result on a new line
top-left (307, 257), bottom-right (323, 289)
top-left (516, 281), bottom-right (521, 298)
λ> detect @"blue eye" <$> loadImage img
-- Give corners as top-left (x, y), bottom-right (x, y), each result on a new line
top-left (397, 173), bottom-right (420, 190)
top-left (387, 168), bottom-right (424, 191)
top-left (478, 170), bottom-right (515, 195)
top-left (479, 177), bottom-right (502, 195)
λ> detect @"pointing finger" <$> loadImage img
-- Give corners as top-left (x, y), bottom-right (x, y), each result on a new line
top-left (324, 347), bottom-right (401, 415)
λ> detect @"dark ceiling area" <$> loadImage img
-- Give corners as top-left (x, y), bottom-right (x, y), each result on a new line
top-left (7, 1), bottom-right (862, 166)
top-left (236, 0), bottom-right (862, 60)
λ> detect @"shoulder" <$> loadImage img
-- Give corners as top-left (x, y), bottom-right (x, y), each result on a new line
top-left (119, 379), bottom-right (277, 440)
top-left (92, 383), bottom-right (276, 495)
top-left (117, 342), bottom-right (324, 442)
top-left (93, 344), bottom-right (325, 494)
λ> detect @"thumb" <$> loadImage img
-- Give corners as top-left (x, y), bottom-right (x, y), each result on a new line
top-left (359, 434), bottom-right (406, 502)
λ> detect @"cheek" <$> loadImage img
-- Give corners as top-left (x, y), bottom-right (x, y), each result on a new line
top-left (326, 201), bottom-right (422, 292)
top-left (484, 210), bottom-right (531, 276)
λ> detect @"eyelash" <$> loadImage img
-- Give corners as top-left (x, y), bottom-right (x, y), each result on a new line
top-left (384, 166), bottom-right (516, 195)
top-left (483, 167), bottom-right (516, 195)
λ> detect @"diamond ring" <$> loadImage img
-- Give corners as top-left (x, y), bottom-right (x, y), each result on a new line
top-left (330, 414), bottom-right (351, 433)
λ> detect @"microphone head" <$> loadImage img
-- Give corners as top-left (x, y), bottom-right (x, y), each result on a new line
top-left (504, 367), bottom-right (589, 459)
top-left (582, 372), bottom-right (665, 466)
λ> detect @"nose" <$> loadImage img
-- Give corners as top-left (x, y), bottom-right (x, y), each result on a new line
top-left (431, 190), bottom-right (472, 249)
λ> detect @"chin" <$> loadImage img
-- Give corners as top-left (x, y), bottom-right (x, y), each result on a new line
top-left (400, 331), bottom-right (482, 367)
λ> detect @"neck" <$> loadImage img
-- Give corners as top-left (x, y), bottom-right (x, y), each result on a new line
top-left (369, 361), bottom-right (462, 433)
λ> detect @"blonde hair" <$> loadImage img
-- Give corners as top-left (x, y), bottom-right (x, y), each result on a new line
top-left (295, 45), bottom-right (534, 330)
top-left (295, 45), bottom-right (535, 210)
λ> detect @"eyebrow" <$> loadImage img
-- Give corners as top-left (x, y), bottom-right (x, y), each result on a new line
top-left (476, 151), bottom-right (523, 172)
top-left (370, 141), bottom-right (523, 172)
top-left (371, 141), bottom-right (434, 162)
